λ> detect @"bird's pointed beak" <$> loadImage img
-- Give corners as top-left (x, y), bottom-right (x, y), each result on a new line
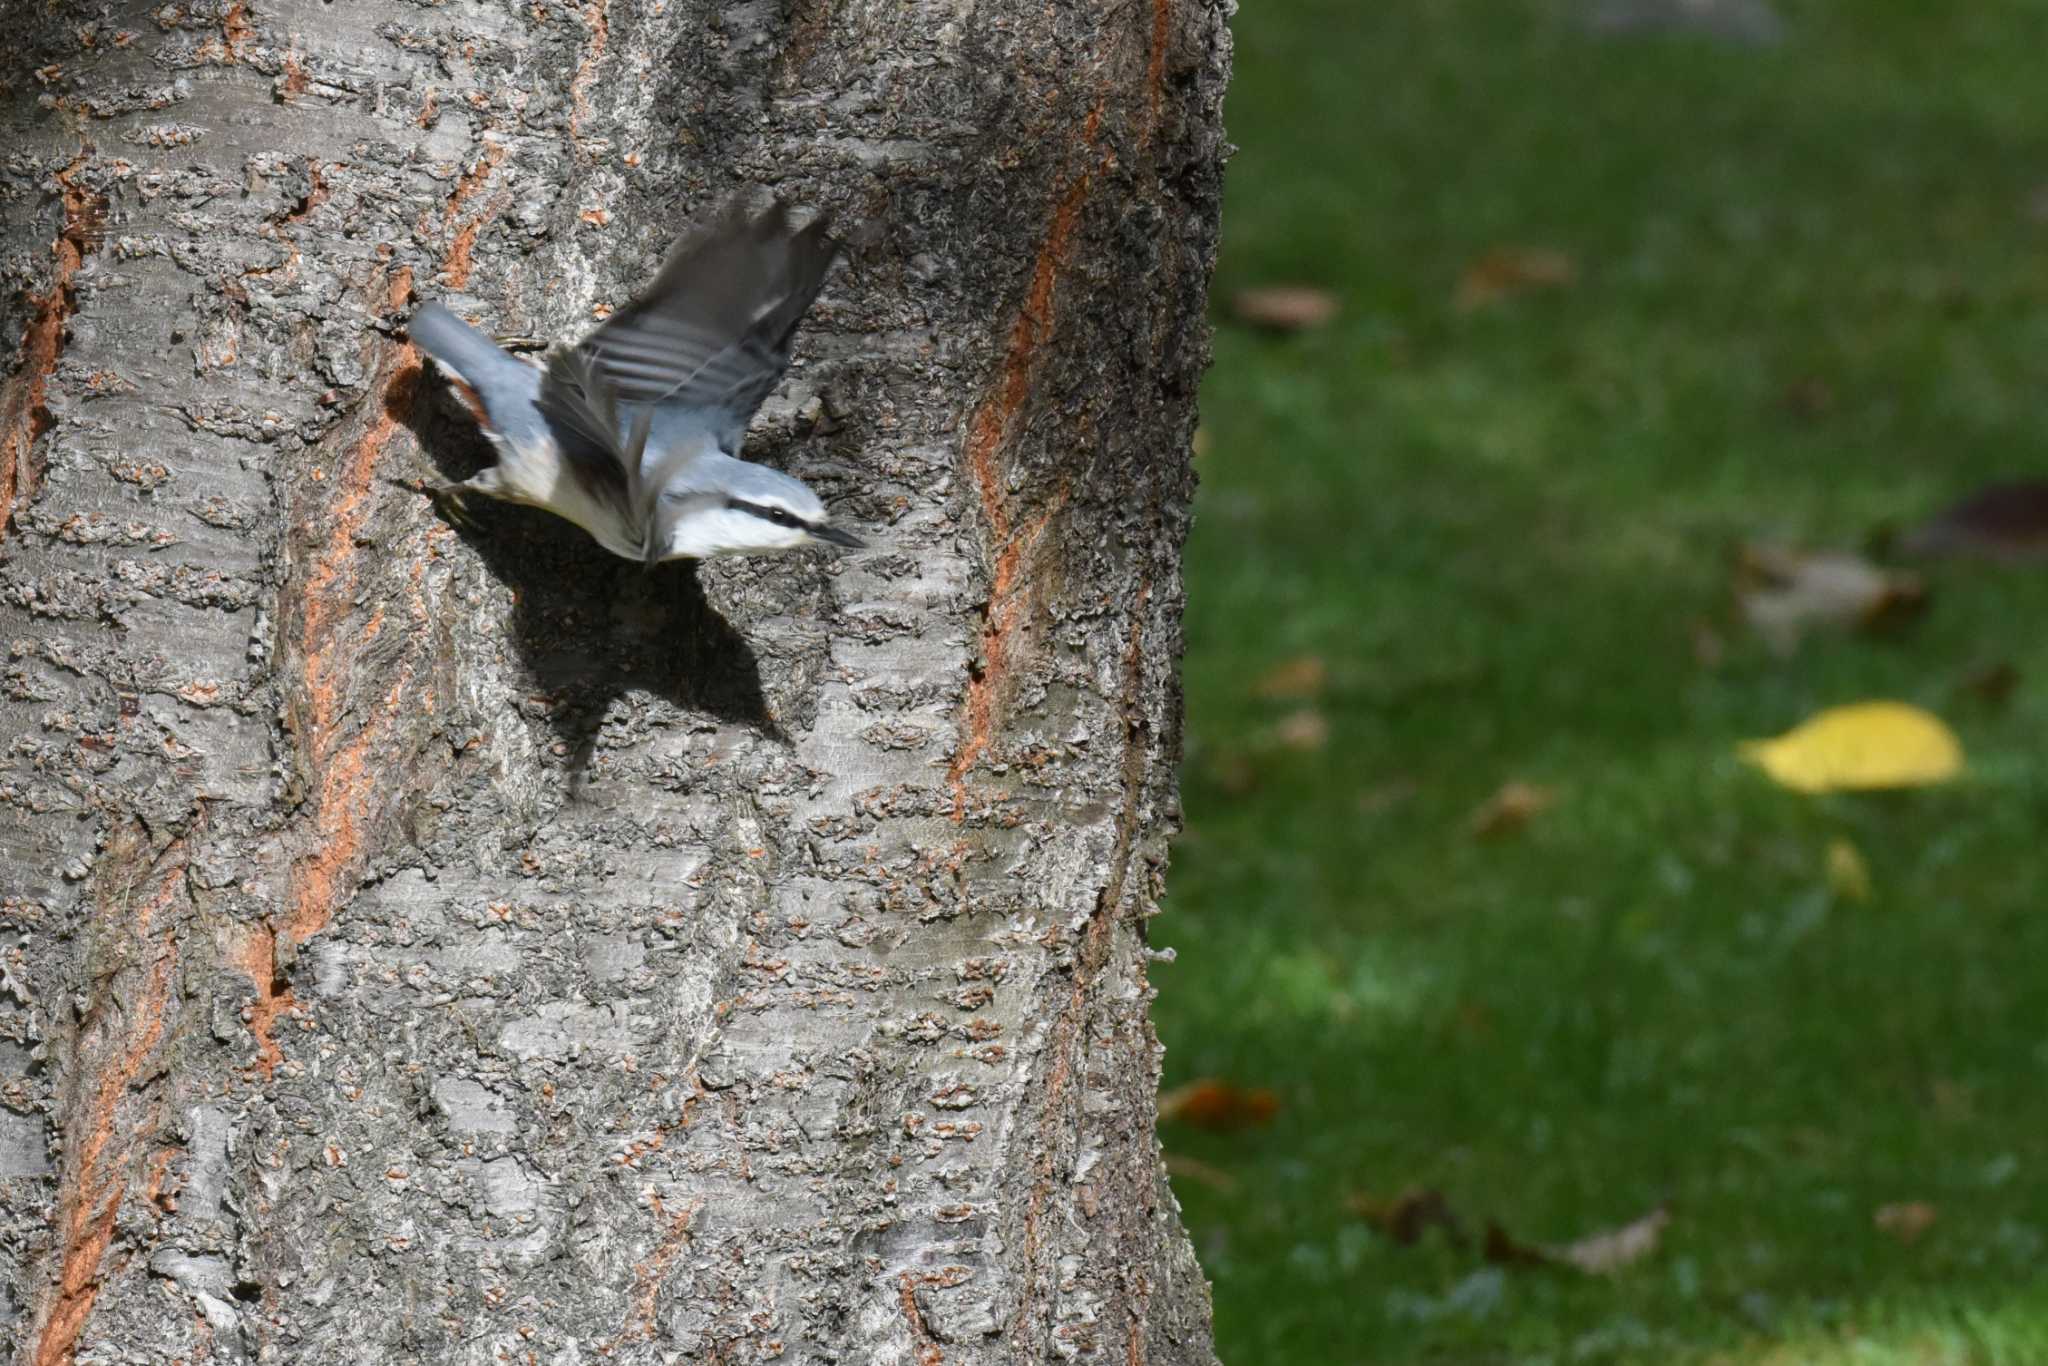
top-left (811, 522), bottom-right (866, 550)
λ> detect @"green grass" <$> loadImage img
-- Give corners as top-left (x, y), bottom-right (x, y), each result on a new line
top-left (1158, 2), bottom-right (2048, 1361)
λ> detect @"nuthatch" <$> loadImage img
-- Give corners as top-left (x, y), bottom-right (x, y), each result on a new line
top-left (408, 197), bottom-right (864, 562)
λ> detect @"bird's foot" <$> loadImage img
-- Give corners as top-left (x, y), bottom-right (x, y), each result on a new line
top-left (428, 482), bottom-right (483, 533)
top-left (387, 474), bottom-right (484, 533)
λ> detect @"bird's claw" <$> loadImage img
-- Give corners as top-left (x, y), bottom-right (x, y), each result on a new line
top-left (428, 482), bottom-right (481, 532)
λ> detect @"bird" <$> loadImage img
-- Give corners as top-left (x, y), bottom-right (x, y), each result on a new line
top-left (406, 196), bottom-right (865, 563)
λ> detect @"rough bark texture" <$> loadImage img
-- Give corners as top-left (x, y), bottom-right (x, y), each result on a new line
top-left (0, 1), bottom-right (1228, 1362)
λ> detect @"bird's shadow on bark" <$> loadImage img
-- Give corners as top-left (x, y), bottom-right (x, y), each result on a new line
top-left (393, 367), bottom-right (778, 775)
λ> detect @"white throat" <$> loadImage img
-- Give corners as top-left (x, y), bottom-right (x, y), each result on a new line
top-left (661, 505), bottom-right (814, 560)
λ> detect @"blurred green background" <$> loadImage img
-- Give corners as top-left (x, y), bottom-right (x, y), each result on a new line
top-left (1156, 1), bottom-right (2048, 1361)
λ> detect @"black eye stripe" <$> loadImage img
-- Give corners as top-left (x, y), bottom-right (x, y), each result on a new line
top-left (726, 498), bottom-right (809, 529)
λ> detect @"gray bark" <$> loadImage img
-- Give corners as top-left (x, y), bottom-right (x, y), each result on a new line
top-left (0, 1), bottom-right (1228, 1362)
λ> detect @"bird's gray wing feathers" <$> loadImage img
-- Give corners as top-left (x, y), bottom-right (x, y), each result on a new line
top-left (577, 196), bottom-right (840, 455)
top-left (534, 347), bottom-right (637, 515)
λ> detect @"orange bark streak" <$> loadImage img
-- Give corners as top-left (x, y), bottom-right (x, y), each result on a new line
top-left (1145, 0), bottom-right (1172, 142)
top-left (1, 156), bottom-right (103, 542)
top-left (221, 2), bottom-right (254, 60)
top-left (34, 852), bottom-right (185, 1366)
top-left (440, 143), bottom-right (507, 289)
top-left (569, 0), bottom-right (612, 149)
top-left (239, 271), bottom-right (421, 1075)
top-left (948, 118), bottom-right (1105, 813)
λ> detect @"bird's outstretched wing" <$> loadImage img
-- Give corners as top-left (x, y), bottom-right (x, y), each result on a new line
top-left (534, 346), bottom-right (651, 524)
top-left (574, 196), bottom-right (840, 457)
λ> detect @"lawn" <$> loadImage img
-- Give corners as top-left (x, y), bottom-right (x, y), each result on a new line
top-left (1156, 1), bottom-right (2048, 1361)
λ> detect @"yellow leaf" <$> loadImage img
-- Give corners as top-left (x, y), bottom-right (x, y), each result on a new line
top-left (1825, 838), bottom-right (1873, 901)
top-left (1740, 702), bottom-right (1963, 794)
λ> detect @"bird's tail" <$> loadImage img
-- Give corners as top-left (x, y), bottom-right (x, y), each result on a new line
top-left (407, 302), bottom-right (522, 389)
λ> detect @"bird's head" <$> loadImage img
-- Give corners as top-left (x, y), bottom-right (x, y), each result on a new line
top-left (650, 460), bottom-right (865, 562)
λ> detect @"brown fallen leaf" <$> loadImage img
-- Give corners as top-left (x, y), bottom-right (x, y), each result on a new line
top-left (1957, 660), bottom-right (2020, 709)
top-left (1452, 999), bottom-right (1494, 1040)
top-left (1456, 246), bottom-right (1578, 311)
top-left (1483, 1222), bottom-right (1551, 1269)
top-left (1229, 285), bottom-right (1339, 333)
top-left (1157, 1079), bottom-right (1280, 1130)
top-left (1873, 1201), bottom-right (1938, 1246)
top-left (1162, 1153), bottom-right (1238, 1193)
top-left (1486, 1203), bottom-right (1672, 1276)
top-left (1779, 375), bottom-right (1836, 421)
top-left (1208, 749), bottom-right (1259, 796)
top-left (1691, 618), bottom-right (1727, 670)
top-left (1271, 708), bottom-right (1329, 752)
top-left (1897, 481), bottom-right (2048, 562)
top-left (1347, 1187), bottom-right (1468, 1248)
top-left (1735, 543), bottom-right (1926, 655)
top-left (1930, 1078), bottom-right (1973, 1122)
top-left (1557, 1204), bottom-right (1673, 1274)
top-left (1251, 654), bottom-right (1327, 701)
top-left (1358, 776), bottom-right (1420, 816)
top-left (1469, 780), bottom-right (1558, 839)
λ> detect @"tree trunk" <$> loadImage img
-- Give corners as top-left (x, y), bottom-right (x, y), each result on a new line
top-left (0, 0), bottom-right (1228, 1361)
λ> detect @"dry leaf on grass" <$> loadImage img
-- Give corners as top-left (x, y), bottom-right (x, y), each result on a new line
top-left (1931, 1078), bottom-right (1974, 1121)
top-left (1347, 1187), bottom-right (1468, 1248)
top-left (1957, 660), bottom-right (2020, 709)
top-left (1359, 777), bottom-right (1420, 816)
top-left (1897, 481), bottom-right (2048, 562)
top-left (1208, 750), bottom-right (1259, 796)
top-left (1470, 781), bottom-right (1558, 838)
top-left (1162, 1153), bottom-right (1239, 1193)
top-left (1483, 1221), bottom-right (1551, 1269)
top-left (1739, 701), bottom-right (1963, 794)
top-left (1252, 654), bottom-right (1328, 701)
top-left (1272, 709), bottom-right (1330, 752)
top-left (1779, 375), bottom-right (1836, 420)
top-left (1230, 286), bottom-right (1340, 332)
top-left (1873, 1201), bottom-right (1938, 1246)
top-left (1824, 837), bottom-right (1872, 902)
top-left (1691, 618), bottom-right (1727, 670)
top-left (1456, 246), bottom-right (1578, 311)
top-left (1734, 543), bottom-right (1926, 655)
top-left (1555, 1204), bottom-right (1674, 1274)
top-left (1158, 1079), bottom-right (1280, 1130)
top-left (1486, 1203), bottom-right (1672, 1276)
